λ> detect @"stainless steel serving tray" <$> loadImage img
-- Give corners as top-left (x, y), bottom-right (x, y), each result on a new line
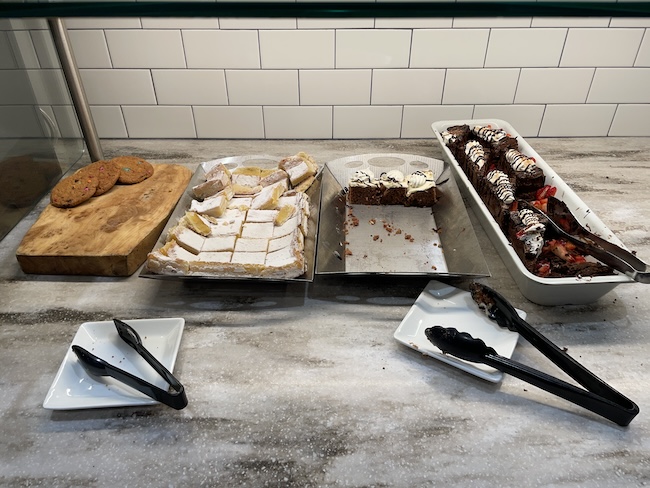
top-left (140, 155), bottom-right (321, 282)
top-left (316, 153), bottom-right (490, 278)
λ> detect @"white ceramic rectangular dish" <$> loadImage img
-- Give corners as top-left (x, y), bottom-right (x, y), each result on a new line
top-left (394, 280), bottom-right (522, 382)
top-left (43, 318), bottom-right (184, 410)
top-left (431, 119), bottom-right (633, 306)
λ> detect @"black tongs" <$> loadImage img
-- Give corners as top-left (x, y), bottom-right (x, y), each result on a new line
top-left (72, 319), bottom-right (187, 410)
top-left (424, 283), bottom-right (639, 426)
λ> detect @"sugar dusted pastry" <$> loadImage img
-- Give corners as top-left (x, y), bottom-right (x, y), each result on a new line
top-left (231, 167), bottom-right (262, 188)
top-left (234, 237), bottom-right (269, 253)
top-left (293, 175), bottom-right (316, 193)
top-left (273, 214), bottom-right (300, 238)
top-left (251, 181), bottom-right (285, 210)
top-left (246, 209), bottom-right (278, 223)
top-left (190, 190), bottom-right (231, 218)
top-left (147, 154), bottom-right (315, 279)
top-left (268, 229), bottom-right (303, 254)
top-left (207, 215), bottom-right (245, 237)
top-left (274, 204), bottom-right (296, 226)
top-left (241, 221), bottom-right (274, 239)
top-left (232, 183), bottom-right (262, 196)
top-left (263, 243), bottom-right (305, 278)
top-left (180, 211), bottom-right (211, 236)
top-left (168, 225), bottom-right (205, 254)
top-left (204, 162), bottom-right (231, 181)
top-left (260, 168), bottom-right (289, 187)
top-left (146, 241), bottom-right (197, 275)
top-left (202, 235), bottom-right (236, 252)
top-left (228, 197), bottom-right (253, 210)
top-left (231, 251), bottom-right (266, 266)
top-left (278, 152), bottom-right (318, 186)
top-left (192, 167), bottom-right (230, 200)
top-left (188, 252), bottom-right (234, 274)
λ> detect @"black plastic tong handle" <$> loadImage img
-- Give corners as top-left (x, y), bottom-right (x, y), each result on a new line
top-left (113, 319), bottom-right (185, 398)
top-left (470, 283), bottom-right (635, 404)
top-left (71, 319), bottom-right (187, 410)
top-left (425, 326), bottom-right (638, 427)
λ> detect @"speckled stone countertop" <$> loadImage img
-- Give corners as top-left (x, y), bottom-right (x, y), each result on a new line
top-left (1, 138), bottom-right (649, 487)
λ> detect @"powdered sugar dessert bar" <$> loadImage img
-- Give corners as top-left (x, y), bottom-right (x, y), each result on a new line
top-left (146, 153), bottom-right (316, 279)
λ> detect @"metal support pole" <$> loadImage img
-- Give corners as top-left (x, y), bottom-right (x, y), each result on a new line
top-left (48, 17), bottom-right (104, 162)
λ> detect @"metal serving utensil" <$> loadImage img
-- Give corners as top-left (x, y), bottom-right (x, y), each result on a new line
top-left (520, 200), bottom-right (650, 283)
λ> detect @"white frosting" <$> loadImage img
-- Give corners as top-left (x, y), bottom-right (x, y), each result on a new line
top-left (473, 125), bottom-right (508, 143)
top-left (505, 149), bottom-right (538, 174)
top-left (442, 130), bottom-right (456, 145)
top-left (406, 170), bottom-right (436, 196)
top-left (379, 170), bottom-right (406, 189)
top-left (350, 169), bottom-right (379, 187)
top-left (486, 170), bottom-right (515, 204)
top-left (515, 208), bottom-right (545, 257)
top-left (464, 140), bottom-right (486, 170)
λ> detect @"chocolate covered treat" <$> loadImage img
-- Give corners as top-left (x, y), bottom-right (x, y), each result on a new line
top-left (503, 149), bottom-right (545, 196)
top-left (441, 124), bottom-right (471, 160)
top-left (472, 124), bottom-right (518, 152)
top-left (483, 169), bottom-right (515, 228)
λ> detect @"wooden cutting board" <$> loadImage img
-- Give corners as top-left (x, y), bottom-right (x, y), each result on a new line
top-left (16, 163), bottom-right (192, 276)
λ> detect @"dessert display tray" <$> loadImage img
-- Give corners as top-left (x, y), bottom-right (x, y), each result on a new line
top-left (316, 154), bottom-right (490, 277)
top-left (431, 119), bottom-right (633, 305)
top-left (140, 155), bottom-right (321, 282)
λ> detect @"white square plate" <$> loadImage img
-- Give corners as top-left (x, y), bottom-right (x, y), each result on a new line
top-left (394, 281), bottom-right (524, 382)
top-left (43, 318), bottom-right (185, 410)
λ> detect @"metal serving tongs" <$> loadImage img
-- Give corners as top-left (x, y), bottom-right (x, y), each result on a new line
top-left (72, 319), bottom-right (188, 410)
top-left (520, 198), bottom-right (650, 283)
top-left (424, 283), bottom-right (639, 426)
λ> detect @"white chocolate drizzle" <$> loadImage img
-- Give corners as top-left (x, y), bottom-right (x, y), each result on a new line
top-left (406, 170), bottom-right (435, 196)
top-left (505, 149), bottom-right (538, 174)
top-left (379, 170), bottom-right (406, 189)
top-left (516, 209), bottom-right (545, 257)
top-left (350, 169), bottom-right (379, 187)
top-left (472, 125), bottom-right (508, 143)
top-left (464, 140), bottom-right (487, 170)
top-left (442, 130), bottom-right (456, 145)
top-left (486, 169), bottom-right (515, 204)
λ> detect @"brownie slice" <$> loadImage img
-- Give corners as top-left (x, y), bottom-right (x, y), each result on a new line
top-left (405, 170), bottom-right (438, 207)
top-left (348, 169), bottom-right (381, 205)
top-left (379, 170), bottom-right (407, 205)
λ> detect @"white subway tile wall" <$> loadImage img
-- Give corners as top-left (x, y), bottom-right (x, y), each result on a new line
top-left (3, 17), bottom-right (650, 138)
